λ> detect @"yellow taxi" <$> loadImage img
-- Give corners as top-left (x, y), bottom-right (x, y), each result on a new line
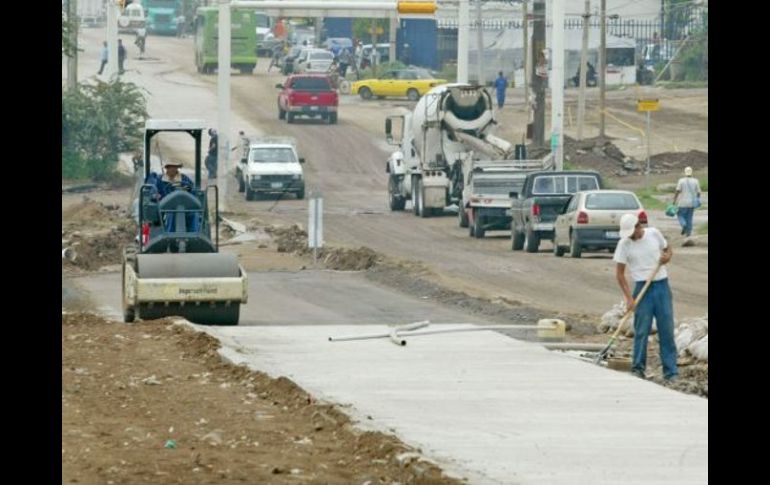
top-left (351, 69), bottom-right (448, 101)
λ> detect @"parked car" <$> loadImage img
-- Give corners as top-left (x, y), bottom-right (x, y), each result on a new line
top-left (276, 74), bottom-right (339, 124)
top-left (295, 48), bottom-right (335, 73)
top-left (552, 190), bottom-right (647, 258)
top-left (351, 68), bottom-right (448, 101)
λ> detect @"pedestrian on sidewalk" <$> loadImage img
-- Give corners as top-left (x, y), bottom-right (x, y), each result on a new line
top-left (672, 166), bottom-right (702, 237)
top-left (118, 39), bottom-right (127, 74)
top-left (97, 41), bottom-right (109, 75)
top-left (613, 213), bottom-right (678, 382)
top-left (494, 71), bottom-right (507, 109)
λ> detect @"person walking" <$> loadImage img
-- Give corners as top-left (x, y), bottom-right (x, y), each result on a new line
top-left (205, 129), bottom-right (218, 180)
top-left (117, 39), bottom-right (127, 74)
top-left (494, 71), bottom-right (507, 109)
top-left (672, 166), bottom-right (702, 237)
top-left (613, 213), bottom-right (678, 382)
top-left (97, 41), bottom-right (108, 75)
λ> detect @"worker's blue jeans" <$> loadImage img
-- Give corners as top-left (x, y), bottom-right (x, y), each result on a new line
top-left (497, 93), bottom-right (505, 109)
top-left (163, 213), bottom-right (200, 233)
top-left (677, 207), bottom-right (695, 236)
top-left (632, 278), bottom-right (678, 380)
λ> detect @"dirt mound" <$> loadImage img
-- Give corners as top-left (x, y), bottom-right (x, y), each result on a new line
top-left (62, 312), bottom-right (462, 484)
top-left (650, 150), bottom-right (709, 171)
top-left (62, 220), bottom-right (136, 271)
top-left (556, 136), bottom-right (708, 178)
top-left (321, 247), bottom-right (379, 271)
top-left (62, 197), bottom-right (123, 226)
top-left (264, 225), bottom-right (379, 271)
top-left (266, 224), bottom-right (308, 253)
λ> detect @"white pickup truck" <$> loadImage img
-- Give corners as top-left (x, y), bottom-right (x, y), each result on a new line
top-left (235, 138), bottom-right (306, 201)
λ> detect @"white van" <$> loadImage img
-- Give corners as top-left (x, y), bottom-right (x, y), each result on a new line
top-left (235, 138), bottom-right (306, 200)
top-left (118, 3), bottom-right (146, 34)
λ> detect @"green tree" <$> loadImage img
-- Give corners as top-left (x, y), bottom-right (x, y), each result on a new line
top-left (62, 81), bottom-right (148, 180)
top-left (352, 19), bottom-right (390, 44)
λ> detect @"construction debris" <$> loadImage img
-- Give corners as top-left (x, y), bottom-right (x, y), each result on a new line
top-left (598, 301), bottom-right (657, 336)
top-left (674, 315), bottom-right (708, 362)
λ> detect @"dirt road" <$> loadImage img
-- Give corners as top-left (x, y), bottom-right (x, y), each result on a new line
top-left (74, 28), bottom-right (707, 321)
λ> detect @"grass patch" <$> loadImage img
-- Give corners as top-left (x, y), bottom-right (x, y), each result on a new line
top-left (696, 222), bottom-right (708, 235)
top-left (635, 187), bottom-right (668, 210)
top-left (658, 81), bottom-right (708, 89)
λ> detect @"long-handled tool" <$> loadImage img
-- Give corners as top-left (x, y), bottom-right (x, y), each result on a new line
top-left (594, 261), bottom-right (662, 365)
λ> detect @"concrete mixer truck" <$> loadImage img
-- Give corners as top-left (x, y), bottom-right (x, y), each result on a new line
top-left (384, 84), bottom-right (551, 219)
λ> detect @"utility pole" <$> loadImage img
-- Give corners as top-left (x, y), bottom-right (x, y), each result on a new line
top-left (523, 0), bottom-right (529, 128)
top-left (107, 0), bottom-right (118, 79)
top-left (551, 0), bottom-right (565, 169)
top-left (475, 0), bottom-right (483, 85)
top-left (457, 0), bottom-right (470, 83)
top-left (577, 0), bottom-right (590, 140)
top-left (389, 13), bottom-right (397, 65)
top-left (599, 0), bottom-right (606, 138)
top-left (217, 0), bottom-right (231, 211)
top-left (67, 0), bottom-right (78, 91)
top-left (531, 0), bottom-right (545, 147)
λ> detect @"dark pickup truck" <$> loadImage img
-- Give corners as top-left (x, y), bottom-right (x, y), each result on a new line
top-left (509, 170), bottom-right (603, 252)
top-left (276, 74), bottom-right (339, 124)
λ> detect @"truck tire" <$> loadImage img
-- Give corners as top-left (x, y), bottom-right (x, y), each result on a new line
top-left (553, 240), bottom-right (565, 257)
top-left (407, 88), bottom-right (420, 101)
top-left (525, 226), bottom-right (540, 253)
top-left (511, 226), bottom-right (525, 250)
top-left (417, 181), bottom-right (429, 218)
top-left (329, 112), bottom-right (338, 124)
top-left (246, 186), bottom-right (255, 201)
top-left (388, 176), bottom-right (405, 211)
top-left (570, 233), bottom-right (582, 258)
top-left (473, 216), bottom-right (485, 238)
top-left (296, 188), bottom-right (305, 200)
top-left (458, 205), bottom-right (469, 228)
top-left (359, 87), bottom-right (373, 100)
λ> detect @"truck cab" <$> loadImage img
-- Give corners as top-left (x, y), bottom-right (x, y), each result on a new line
top-left (235, 139), bottom-right (305, 201)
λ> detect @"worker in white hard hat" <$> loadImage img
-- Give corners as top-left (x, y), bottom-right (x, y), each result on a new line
top-left (672, 166), bottom-right (702, 237)
top-left (614, 213), bottom-right (677, 382)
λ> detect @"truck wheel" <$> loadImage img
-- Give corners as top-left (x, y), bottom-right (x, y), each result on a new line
top-left (525, 227), bottom-right (540, 253)
top-left (278, 107), bottom-right (286, 120)
top-left (412, 178), bottom-right (421, 216)
top-left (458, 206), bottom-right (469, 228)
top-left (287, 113), bottom-right (295, 124)
top-left (418, 181), bottom-right (428, 218)
top-left (511, 227), bottom-right (525, 251)
top-left (246, 186), bottom-right (255, 201)
top-left (359, 87), bottom-right (373, 100)
top-left (407, 88), bottom-right (420, 101)
top-left (570, 234), bottom-right (582, 258)
top-left (329, 112), bottom-right (338, 124)
top-left (473, 216), bottom-right (485, 238)
top-left (388, 176), bottom-right (405, 211)
top-left (553, 241), bottom-right (565, 257)
top-left (296, 188), bottom-right (305, 200)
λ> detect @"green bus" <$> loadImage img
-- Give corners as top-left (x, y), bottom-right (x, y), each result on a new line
top-left (194, 7), bottom-right (258, 75)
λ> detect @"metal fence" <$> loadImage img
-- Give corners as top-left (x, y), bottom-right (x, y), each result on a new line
top-left (437, 6), bottom-right (707, 71)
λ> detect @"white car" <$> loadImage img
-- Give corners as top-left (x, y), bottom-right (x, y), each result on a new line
top-left (552, 190), bottom-right (647, 258)
top-left (235, 140), bottom-right (305, 200)
top-left (295, 48), bottom-right (334, 73)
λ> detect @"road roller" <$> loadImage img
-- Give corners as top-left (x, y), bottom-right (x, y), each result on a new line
top-left (122, 119), bottom-right (248, 325)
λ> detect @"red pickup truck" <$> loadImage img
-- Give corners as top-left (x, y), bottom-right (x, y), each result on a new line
top-left (276, 74), bottom-right (339, 124)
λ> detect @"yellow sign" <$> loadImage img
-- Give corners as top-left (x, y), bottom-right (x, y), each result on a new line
top-left (397, 1), bottom-right (438, 15)
top-left (368, 26), bottom-right (385, 35)
top-left (637, 99), bottom-right (660, 112)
